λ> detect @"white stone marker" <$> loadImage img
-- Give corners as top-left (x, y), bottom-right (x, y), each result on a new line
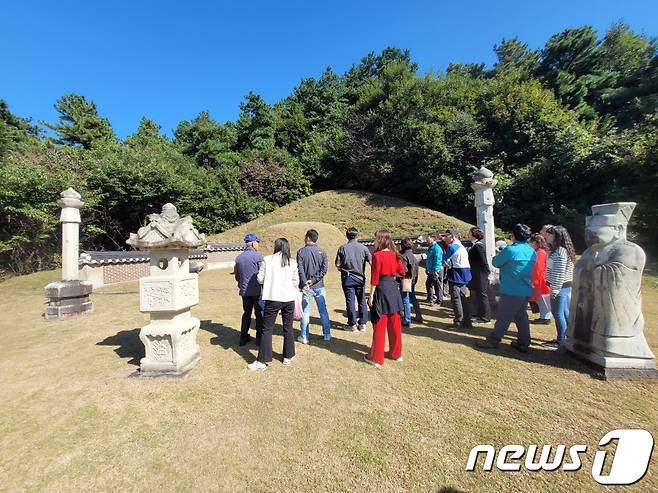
top-left (471, 167), bottom-right (497, 271)
top-left (127, 203), bottom-right (206, 377)
top-left (44, 188), bottom-right (93, 318)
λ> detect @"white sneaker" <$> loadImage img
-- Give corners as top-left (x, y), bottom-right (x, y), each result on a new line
top-left (247, 360), bottom-right (267, 372)
top-left (283, 356), bottom-right (295, 365)
top-left (392, 357), bottom-right (404, 362)
top-left (363, 354), bottom-right (381, 368)
top-left (297, 336), bottom-right (309, 344)
top-left (357, 324), bottom-right (366, 332)
top-left (323, 335), bottom-right (331, 342)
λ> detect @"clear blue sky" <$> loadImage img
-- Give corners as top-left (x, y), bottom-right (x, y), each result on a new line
top-left (2, 0), bottom-right (657, 138)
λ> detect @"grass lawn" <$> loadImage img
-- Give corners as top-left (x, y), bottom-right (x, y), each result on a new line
top-left (1, 266), bottom-right (656, 492)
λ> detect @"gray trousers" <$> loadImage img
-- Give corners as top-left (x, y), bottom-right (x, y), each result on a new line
top-left (489, 294), bottom-right (531, 347)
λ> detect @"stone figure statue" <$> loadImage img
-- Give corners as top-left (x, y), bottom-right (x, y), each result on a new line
top-left (565, 202), bottom-right (655, 371)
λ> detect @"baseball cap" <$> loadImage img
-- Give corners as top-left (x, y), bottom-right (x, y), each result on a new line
top-left (244, 233), bottom-right (260, 243)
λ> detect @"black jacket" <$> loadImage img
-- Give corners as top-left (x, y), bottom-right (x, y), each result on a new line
top-left (468, 240), bottom-right (490, 291)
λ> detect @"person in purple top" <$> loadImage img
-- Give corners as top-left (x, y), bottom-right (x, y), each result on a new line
top-left (234, 233), bottom-right (264, 346)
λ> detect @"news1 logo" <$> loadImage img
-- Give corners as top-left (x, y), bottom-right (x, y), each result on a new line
top-left (465, 429), bottom-right (654, 485)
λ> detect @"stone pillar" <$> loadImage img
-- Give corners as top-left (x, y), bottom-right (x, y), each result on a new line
top-left (127, 204), bottom-right (206, 377)
top-left (44, 188), bottom-right (93, 319)
top-left (471, 167), bottom-right (497, 271)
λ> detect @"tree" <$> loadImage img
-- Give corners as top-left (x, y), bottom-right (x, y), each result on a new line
top-left (125, 118), bottom-right (169, 148)
top-left (493, 37), bottom-right (540, 77)
top-left (43, 94), bottom-right (116, 149)
top-left (173, 111), bottom-right (239, 168)
top-left (0, 100), bottom-right (40, 159)
top-left (235, 92), bottom-right (275, 151)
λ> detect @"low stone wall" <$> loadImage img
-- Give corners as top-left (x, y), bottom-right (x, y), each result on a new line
top-left (79, 244), bottom-right (243, 289)
top-left (78, 236), bottom-right (444, 289)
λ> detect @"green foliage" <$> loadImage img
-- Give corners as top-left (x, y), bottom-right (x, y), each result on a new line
top-left (43, 93), bottom-right (116, 149)
top-left (2, 23), bottom-right (658, 277)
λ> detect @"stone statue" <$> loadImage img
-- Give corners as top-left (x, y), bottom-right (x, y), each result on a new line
top-left (564, 202), bottom-right (655, 374)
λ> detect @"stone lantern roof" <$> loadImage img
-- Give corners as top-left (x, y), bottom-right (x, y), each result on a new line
top-left (127, 203), bottom-right (206, 250)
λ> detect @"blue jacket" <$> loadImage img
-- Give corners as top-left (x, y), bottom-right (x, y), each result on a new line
top-left (492, 241), bottom-right (536, 297)
top-left (425, 242), bottom-right (443, 274)
top-left (234, 246), bottom-right (264, 297)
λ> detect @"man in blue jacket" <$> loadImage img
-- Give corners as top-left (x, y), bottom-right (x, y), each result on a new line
top-left (234, 233), bottom-right (264, 346)
top-left (476, 224), bottom-right (536, 352)
top-left (424, 233), bottom-right (443, 305)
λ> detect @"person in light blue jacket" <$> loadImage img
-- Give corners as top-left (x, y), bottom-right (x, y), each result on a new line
top-left (476, 224), bottom-right (536, 352)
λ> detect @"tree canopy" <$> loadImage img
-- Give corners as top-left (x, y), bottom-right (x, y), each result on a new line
top-left (1, 22), bottom-right (657, 277)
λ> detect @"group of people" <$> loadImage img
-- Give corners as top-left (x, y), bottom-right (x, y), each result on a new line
top-left (474, 223), bottom-right (576, 352)
top-left (232, 221), bottom-right (577, 372)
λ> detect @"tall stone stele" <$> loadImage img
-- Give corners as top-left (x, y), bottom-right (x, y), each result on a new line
top-left (564, 202), bottom-right (656, 378)
top-left (127, 203), bottom-right (206, 377)
top-left (471, 166), bottom-right (497, 271)
top-left (44, 188), bottom-right (93, 319)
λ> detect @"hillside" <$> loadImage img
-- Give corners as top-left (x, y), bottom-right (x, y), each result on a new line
top-left (209, 190), bottom-right (473, 243)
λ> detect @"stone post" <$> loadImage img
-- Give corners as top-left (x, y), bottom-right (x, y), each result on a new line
top-left (471, 167), bottom-right (497, 271)
top-left (127, 203), bottom-right (206, 377)
top-left (44, 188), bottom-right (93, 319)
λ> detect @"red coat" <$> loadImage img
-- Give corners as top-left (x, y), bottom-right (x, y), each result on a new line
top-left (530, 248), bottom-right (550, 301)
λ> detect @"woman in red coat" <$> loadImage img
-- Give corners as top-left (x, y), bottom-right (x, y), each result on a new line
top-left (365, 230), bottom-right (406, 367)
top-left (529, 233), bottom-right (551, 325)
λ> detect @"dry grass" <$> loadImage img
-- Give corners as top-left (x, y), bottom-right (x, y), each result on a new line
top-left (209, 190), bottom-right (474, 243)
top-left (0, 266), bottom-right (657, 492)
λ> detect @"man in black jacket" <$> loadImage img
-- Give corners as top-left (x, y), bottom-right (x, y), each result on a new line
top-left (467, 227), bottom-right (491, 323)
top-left (297, 229), bottom-right (332, 343)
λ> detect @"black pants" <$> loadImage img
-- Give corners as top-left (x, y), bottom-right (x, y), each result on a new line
top-left (425, 270), bottom-right (444, 302)
top-left (342, 276), bottom-right (368, 326)
top-left (449, 282), bottom-right (471, 325)
top-left (470, 287), bottom-right (490, 321)
top-left (240, 295), bottom-right (263, 344)
top-left (258, 300), bottom-right (295, 363)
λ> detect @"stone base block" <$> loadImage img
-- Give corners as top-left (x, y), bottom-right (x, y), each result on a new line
top-left (138, 316), bottom-right (201, 377)
top-left (562, 341), bottom-right (658, 380)
top-left (44, 280), bottom-right (94, 319)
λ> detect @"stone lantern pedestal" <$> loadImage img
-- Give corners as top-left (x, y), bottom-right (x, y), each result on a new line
top-left (471, 167), bottom-right (497, 272)
top-left (44, 188), bottom-right (93, 319)
top-left (127, 204), bottom-right (206, 377)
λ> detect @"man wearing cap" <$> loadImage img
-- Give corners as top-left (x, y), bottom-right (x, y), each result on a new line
top-left (234, 233), bottom-right (264, 346)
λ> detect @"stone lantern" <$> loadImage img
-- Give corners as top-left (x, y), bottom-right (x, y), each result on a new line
top-left (127, 203), bottom-right (206, 377)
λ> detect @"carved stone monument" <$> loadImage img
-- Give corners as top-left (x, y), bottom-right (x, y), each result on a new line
top-left (564, 202), bottom-right (656, 378)
top-left (127, 203), bottom-right (206, 377)
top-left (44, 188), bottom-right (93, 319)
top-left (471, 167), bottom-right (497, 271)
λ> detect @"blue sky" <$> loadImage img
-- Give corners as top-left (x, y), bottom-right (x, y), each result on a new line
top-left (2, 0), bottom-right (657, 138)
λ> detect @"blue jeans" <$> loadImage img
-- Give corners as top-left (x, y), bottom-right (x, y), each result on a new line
top-left (551, 286), bottom-right (572, 342)
top-left (401, 285), bottom-right (422, 324)
top-left (300, 287), bottom-right (331, 340)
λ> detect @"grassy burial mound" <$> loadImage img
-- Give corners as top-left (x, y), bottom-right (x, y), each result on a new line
top-left (210, 189), bottom-right (474, 242)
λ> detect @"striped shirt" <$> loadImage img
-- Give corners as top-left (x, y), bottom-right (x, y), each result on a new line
top-left (546, 246), bottom-right (574, 292)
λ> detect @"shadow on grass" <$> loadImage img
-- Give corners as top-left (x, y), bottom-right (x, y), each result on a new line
top-left (201, 320), bottom-right (258, 363)
top-left (97, 328), bottom-right (143, 366)
top-left (405, 316), bottom-right (593, 376)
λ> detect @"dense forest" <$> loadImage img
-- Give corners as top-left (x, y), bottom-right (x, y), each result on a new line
top-left (1, 23), bottom-right (657, 277)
